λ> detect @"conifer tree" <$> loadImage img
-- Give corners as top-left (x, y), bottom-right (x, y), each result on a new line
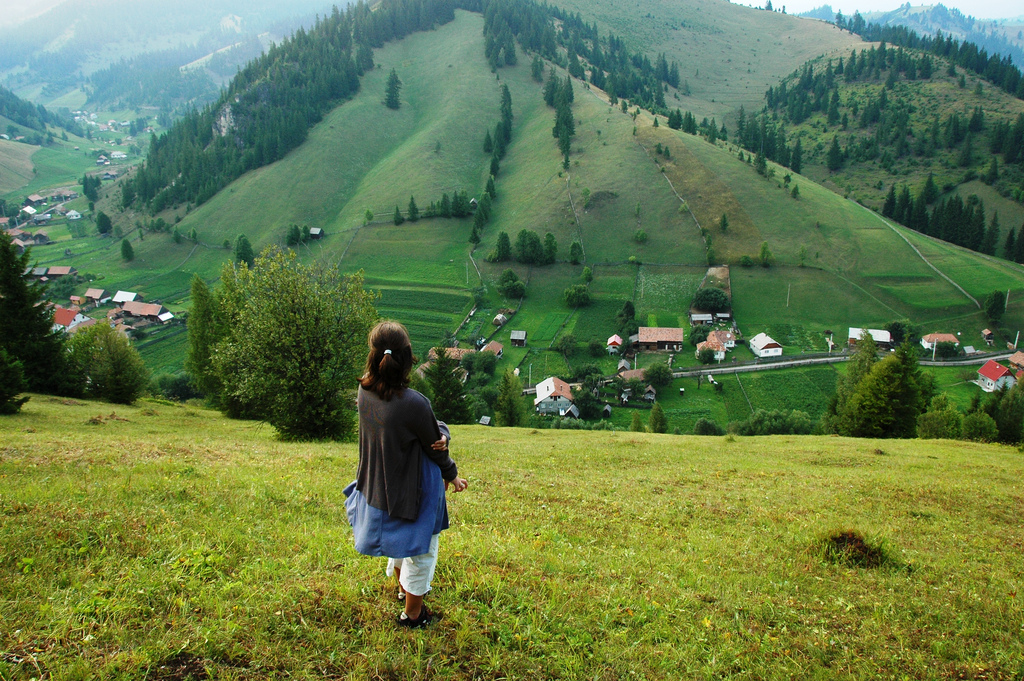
top-left (407, 196), bottom-right (419, 222)
top-left (494, 231), bottom-right (512, 261)
top-left (531, 55), bottom-right (544, 82)
top-left (384, 68), bottom-right (402, 109)
top-left (648, 402), bottom-right (667, 433)
top-left (543, 232), bottom-right (557, 264)
top-left (1004, 226), bottom-right (1017, 260)
top-left (393, 206), bottom-right (405, 225)
top-left (494, 369), bottom-right (526, 427)
top-left (234, 234), bottom-right (255, 267)
top-left (486, 176), bottom-right (496, 199)
top-left (826, 135), bottom-right (843, 170)
top-left (425, 347), bottom-right (471, 424)
top-left (569, 240), bottom-right (583, 265)
top-left (483, 130), bottom-right (493, 154)
top-left (882, 185), bottom-right (896, 217)
top-left (630, 411), bottom-right (645, 432)
top-left (790, 139), bottom-right (802, 174)
top-left (121, 238), bottom-right (134, 261)
top-left (0, 235), bottom-right (76, 395)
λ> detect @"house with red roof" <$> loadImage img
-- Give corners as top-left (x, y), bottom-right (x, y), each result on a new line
top-left (51, 306), bottom-right (88, 332)
top-left (695, 337), bottom-right (726, 362)
top-left (977, 360), bottom-right (1016, 393)
top-left (481, 340), bottom-right (503, 358)
top-left (920, 333), bottom-right (959, 351)
top-left (637, 327), bottom-right (685, 352)
top-left (534, 376), bottom-right (574, 415)
top-left (606, 334), bottom-right (623, 354)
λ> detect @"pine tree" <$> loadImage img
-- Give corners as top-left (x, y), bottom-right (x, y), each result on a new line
top-left (425, 347), bottom-right (471, 424)
top-left (648, 402), bottom-right (667, 433)
top-left (483, 130), bottom-right (493, 154)
top-left (234, 234), bottom-right (255, 267)
top-left (494, 231), bottom-right (512, 261)
top-left (407, 196), bottom-right (419, 222)
top-left (1005, 226), bottom-right (1017, 260)
top-left (921, 172), bottom-right (939, 204)
top-left (826, 135), bottom-right (843, 171)
top-left (630, 411), bottom-right (645, 432)
top-left (0, 235), bottom-right (77, 395)
top-left (882, 185), bottom-right (897, 218)
top-left (121, 238), bottom-right (134, 261)
top-left (543, 232), bottom-right (557, 264)
top-left (384, 68), bottom-right (402, 109)
top-left (494, 369), bottom-right (526, 427)
top-left (531, 55), bottom-right (544, 82)
top-left (790, 139), bottom-right (802, 173)
top-left (393, 206), bottom-right (405, 225)
top-left (486, 176), bottom-right (496, 199)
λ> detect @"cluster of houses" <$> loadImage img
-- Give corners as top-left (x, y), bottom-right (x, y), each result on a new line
top-left (604, 325), bottom-right (783, 363)
top-left (49, 289), bottom-right (175, 336)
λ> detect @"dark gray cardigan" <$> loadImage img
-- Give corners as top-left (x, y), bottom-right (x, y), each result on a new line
top-left (355, 386), bottom-right (457, 521)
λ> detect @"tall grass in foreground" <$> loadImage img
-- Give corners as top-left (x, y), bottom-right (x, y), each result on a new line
top-left (1, 396), bottom-right (1022, 679)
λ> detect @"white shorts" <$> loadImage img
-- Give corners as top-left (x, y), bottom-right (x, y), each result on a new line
top-left (386, 534), bottom-right (440, 597)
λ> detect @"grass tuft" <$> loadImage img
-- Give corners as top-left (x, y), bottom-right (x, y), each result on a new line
top-left (817, 529), bottom-right (902, 570)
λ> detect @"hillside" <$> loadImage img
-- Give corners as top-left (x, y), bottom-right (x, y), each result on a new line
top-left (547, 0), bottom-right (862, 121)
top-left (1, 396), bottom-right (1021, 678)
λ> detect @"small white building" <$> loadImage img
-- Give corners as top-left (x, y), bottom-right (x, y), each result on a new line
top-left (848, 327), bottom-right (892, 347)
top-left (606, 333), bottom-right (623, 354)
top-left (112, 290), bottom-right (139, 305)
top-left (977, 360), bottom-right (1016, 393)
top-left (534, 376), bottom-right (574, 415)
top-left (920, 333), bottom-right (959, 351)
top-left (749, 332), bottom-right (783, 358)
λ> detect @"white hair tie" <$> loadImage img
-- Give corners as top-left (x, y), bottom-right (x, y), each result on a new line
top-left (383, 349), bottom-right (392, 355)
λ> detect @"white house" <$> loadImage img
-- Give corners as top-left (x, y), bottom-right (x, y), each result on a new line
top-left (920, 333), bottom-right (959, 351)
top-left (749, 332), bottom-right (783, 358)
top-left (66, 210), bottom-right (82, 221)
top-left (977, 360), bottom-right (1016, 393)
top-left (695, 337), bottom-right (726, 362)
top-left (534, 376), bottom-right (574, 415)
top-left (848, 327), bottom-right (892, 347)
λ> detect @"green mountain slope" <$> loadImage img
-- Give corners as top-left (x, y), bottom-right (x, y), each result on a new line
top-left (27, 7), bottom-right (1024, 376)
top-left (548, 0), bottom-right (862, 118)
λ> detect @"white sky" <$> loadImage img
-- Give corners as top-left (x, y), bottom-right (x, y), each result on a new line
top-left (770, 0), bottom-right (1023, 21)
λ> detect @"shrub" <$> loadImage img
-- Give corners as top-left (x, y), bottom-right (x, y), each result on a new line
top-left (729, 409), bottom-right (814, 436)
top-left (587, 339), bottom-right (604, 357)
top-left (693, 418), bottom-right (725, 435)
top-left (916, 406), bottom-right (962, 439)
top-left (564, 284), bottom-right (591, 307)
top-left (961, 411), bottom-right (998, 442)
top-left (68, 324), bottom-right (150, 405)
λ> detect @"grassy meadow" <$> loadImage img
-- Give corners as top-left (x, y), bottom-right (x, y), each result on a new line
top-left (2, 397), bottom-right (1022, 679)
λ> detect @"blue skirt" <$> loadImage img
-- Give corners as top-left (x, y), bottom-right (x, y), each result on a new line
top-left (344, 454), bottom-right (449, 559)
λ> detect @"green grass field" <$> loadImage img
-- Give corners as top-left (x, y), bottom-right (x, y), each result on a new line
top-left (2, 397), bottom-right (1021, 679)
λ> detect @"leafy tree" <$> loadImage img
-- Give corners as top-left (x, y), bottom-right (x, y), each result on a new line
top-left (961, 411), bottom-right (999, 442)
top-left (571, 385), bottom-right (601, 420)
top-left (985, 290), bottom-right (1005, 323)
top-left (564, 284), bottom-right (591, 307)
top-left (407, 196), bottom-right (419, 222)
top-left (425, 347), bottom-right (471, 424)
top-left (648, 402), bottom-right (667, 433)
top-left (384, 68), bottom-right (402, 109)
top-left (494, 369), bottom-right (526, 427)
top-left (693, 287), bottom-right (729, 312)
top-left (0, 235), bottom-right (77, 395)
top-left (917, 396), bottom-right (962, 439)
top-left (0, 348), bottom-right (30, 414)
top-left (759, 241), bottom-right (773, 267)
top-left (581, 266), bottom-right (593, 283)
top-left (643, 363), bottom-right (673, 388)
top-left (729, 409), bottom-right (814, 435)
top-left (497, 268), bottom-right (525, 298)
top-left (234, 234), bottom-right (255, 267)
top-left (121, 238), bottom-right (134, 261)
top-left (841, 341), bottom-right (925, 438)
top-left (588, 339), bottom-right (604, 357)
top-left (553, 333), bottom-right (577, 357)
top-left (67, 324), bottom-right (149, 405)
top-left (569, 240), bottom-right (583, 264)
top-left (633, 229), bottom-right (648, 243)
top-left (689, 326), bottom-right (710, 346)
top-left (96, 211), bottom-right (112, 235)
top-left (630, 411), bottom-right (645, 432)
top-left (210, 248), bottom-right (376, 440)
top-left (287, 224), bottom-right (301, 246)
top-left (697, 347), bottom-right (715, 364)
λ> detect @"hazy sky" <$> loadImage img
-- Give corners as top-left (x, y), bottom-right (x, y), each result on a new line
top-left (756, 0), bottom-right (1022, 20)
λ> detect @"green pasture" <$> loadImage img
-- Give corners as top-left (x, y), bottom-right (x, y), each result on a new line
top-left (0, 139), bottom-right (36, 195)
top-left (5, 398), bottom-right (1021, 677)
top-left (547, 0), bottom-right (860, 119)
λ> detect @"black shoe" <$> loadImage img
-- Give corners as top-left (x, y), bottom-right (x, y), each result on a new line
top-left (397, 606), bottom-right (433, 629)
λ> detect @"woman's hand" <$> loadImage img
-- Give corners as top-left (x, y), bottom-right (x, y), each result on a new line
top-left (431, 434), bottom-right (449, 451)
top-left (445, 476), bottom-right (468, 493)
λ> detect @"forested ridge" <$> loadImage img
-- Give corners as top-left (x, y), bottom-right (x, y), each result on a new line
top-left (0, 85), bottom-right (81, 138)
top-left (127, 0), bottom-right (477, 213)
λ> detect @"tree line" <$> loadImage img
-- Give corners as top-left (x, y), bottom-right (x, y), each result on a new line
top-left (835, 12), bottom-right (1024, 101)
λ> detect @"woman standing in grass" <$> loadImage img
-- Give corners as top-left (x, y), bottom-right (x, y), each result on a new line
top-left (344, 321), bottom-right (468, 629)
